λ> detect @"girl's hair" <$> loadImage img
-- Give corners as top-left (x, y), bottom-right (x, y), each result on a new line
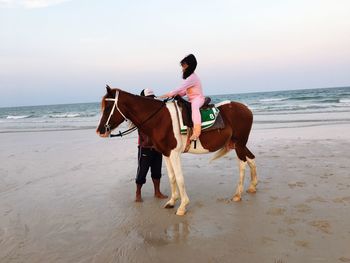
top-left (181, 54), bottom-right (197, 79)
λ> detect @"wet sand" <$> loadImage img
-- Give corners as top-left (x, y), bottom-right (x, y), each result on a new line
top-left (1, 124), bottom-right (350, 263)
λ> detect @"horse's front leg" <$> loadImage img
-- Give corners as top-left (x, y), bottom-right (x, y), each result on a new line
top-left (170, 152), bottom-right (189, 216)
top-left (163, 156), bottom-right (179, 209)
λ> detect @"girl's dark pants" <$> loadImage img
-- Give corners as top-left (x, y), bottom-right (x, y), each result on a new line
top-left (136, 147), bottom-right (162, 185)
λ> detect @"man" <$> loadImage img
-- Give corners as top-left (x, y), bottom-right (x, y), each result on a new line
top-left (135, 88), bottom-right (168, 202)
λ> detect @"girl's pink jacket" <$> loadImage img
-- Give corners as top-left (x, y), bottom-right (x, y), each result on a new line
top-left (168, 73), bottom-right (204, 102)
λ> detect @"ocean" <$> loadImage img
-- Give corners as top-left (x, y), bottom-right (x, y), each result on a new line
top-left (1, 86), bottom-right (350, 133)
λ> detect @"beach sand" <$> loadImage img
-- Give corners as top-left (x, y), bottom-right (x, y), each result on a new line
top-left (1, 124), bottom-right (350, 263)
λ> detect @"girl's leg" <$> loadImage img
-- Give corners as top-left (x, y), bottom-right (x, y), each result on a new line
top-left (190, 97), bottom-right (205, 140)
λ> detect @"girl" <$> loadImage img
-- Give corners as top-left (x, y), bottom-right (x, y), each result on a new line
top-left (160, 54), bottom-right (205, 140)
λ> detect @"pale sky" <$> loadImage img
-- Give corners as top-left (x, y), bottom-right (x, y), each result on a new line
top-left (1, 0), bottom-right (350, 107)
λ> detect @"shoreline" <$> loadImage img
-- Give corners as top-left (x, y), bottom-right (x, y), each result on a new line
top-left (1, 120), bottom-right (350, 134)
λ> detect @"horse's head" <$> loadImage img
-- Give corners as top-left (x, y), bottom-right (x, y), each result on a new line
top-left (96, 85), bottom-right (126, 137)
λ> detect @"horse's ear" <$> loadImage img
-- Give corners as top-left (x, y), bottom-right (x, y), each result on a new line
top-left (106, 85), bottom-right (112, 95)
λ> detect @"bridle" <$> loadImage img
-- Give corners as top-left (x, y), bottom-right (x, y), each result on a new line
top-left (104, 90), bottom-right (127, 134)
top-left (102, 90), bottom-right (167, 137)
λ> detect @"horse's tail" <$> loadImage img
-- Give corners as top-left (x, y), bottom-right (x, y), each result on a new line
top-left (210, 146), bottom-right (232, 162)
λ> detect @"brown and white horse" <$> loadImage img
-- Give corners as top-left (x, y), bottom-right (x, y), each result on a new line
top-left (96, 86), bottom-right (257, 215)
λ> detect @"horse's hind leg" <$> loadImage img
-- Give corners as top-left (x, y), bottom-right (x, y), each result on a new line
top-left (246, 156), bottom-right (258, 193)
top-left (163, 156), bottom-right (179, 209)
top-left (232, 144), bottom-right (248, 201)
top-left (232, 158), bottom-right (247, 202)
top-left (244, 146), bottom-right (258, 193)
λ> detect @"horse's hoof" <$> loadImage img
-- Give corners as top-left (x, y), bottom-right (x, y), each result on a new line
top-left (232, 195), bottom-right (242, 202)
top-left (246, 188), bottom-right (257, 194)
top-left (176, 208), bottom-right (186, 216)
top-left (164, 201), bottom-right (175, 209)
top-left (164, 204), bottom-right (174, 209)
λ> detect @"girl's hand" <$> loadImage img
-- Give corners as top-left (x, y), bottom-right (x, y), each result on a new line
top-left (158, 93), bottom-right (171, 99)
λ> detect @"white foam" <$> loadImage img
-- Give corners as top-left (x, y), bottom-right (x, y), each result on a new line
top-left (259, 98), bottom-right (288, 102)
top-left (6, 115), bottom-right (30, 119)
top-left (49, 113), bottom-right (80, 118)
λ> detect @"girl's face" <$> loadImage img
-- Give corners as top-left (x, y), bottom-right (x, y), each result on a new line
top-left (181, 63), bottom-right (188, 72)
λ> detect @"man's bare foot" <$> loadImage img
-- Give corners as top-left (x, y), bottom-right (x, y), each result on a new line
top-left (135, 195), bottom-right (143, 202)
top-left (135, 184), bottom-right (143, 202)
top-left (154, 192), bottom-right (168, 199)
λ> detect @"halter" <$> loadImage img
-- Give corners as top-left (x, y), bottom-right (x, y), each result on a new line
top-left (103, 90), bottom-right (168, 137)
top-left (104, 90), bottom-right (128, 133)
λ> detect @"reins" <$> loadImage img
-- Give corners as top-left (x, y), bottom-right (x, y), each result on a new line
top-left (109, 124), bottom-right (137, 137)
top-left (106, 93), bottom-right (171, 138)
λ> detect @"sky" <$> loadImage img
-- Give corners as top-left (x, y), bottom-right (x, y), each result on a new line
top-left (0, 0), bottom-right (350, 107)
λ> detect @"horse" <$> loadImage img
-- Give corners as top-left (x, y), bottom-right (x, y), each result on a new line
top-left (96, 86), bottom-right (258, 216)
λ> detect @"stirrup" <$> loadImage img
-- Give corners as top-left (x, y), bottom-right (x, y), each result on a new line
top-left (190, 136), bottom-right (197, 141)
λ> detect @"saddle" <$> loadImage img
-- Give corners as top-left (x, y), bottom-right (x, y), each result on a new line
top-left (174, 95), bottom-right (225, 133)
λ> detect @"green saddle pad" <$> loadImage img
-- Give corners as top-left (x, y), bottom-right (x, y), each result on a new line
top-left (180, 107), bottom-right (220, 134)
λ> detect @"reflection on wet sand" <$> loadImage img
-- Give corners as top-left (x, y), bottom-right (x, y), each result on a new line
top-left (164, 221), bottom-right (190, 243)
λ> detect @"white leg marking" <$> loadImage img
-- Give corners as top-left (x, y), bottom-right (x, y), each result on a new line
top-left (163, 156), bottom-right (179, 208)
top-left (232, 159), bottom-right (247, 202)
top-left (246, 157), bottom-right (258, 193)
top-left (169, 151), bottom-right (190, 216)
top-left (164, 102), bottom-right (190, 215)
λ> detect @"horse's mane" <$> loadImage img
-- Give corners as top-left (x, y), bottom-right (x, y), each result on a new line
top-left (101, 88), bottom-right (163, 112)
top-left (100, 88), bottom-right (119, 111)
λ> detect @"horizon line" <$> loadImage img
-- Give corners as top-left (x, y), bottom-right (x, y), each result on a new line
top-left (0, 85), bottom-right (349, 109)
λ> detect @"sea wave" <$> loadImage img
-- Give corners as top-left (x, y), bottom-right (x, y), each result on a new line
top-left (6, 115), bottom-right (31, 119)
top-left (259, 98), bottom-right (288, 102)
top-left (49, 113), bottom-right (81, 118)
top-left (1, 87), bottom-right (349, 132)
top-left (288, 95), bottom-right (325, 101)
top-left (252, 103), bottom-right (345, 113)
top-left (317, 99), bottom-right (340, 103)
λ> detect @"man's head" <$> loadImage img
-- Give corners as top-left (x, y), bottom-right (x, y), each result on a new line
top-left (140, 88), bottom-right (155, 98)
